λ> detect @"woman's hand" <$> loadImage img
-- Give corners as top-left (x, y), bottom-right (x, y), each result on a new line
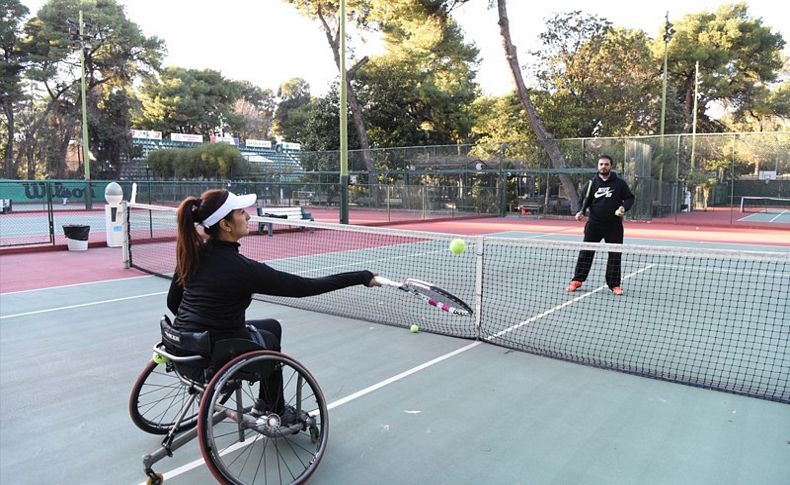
top-left (366, 272), bottom-right (381, 287)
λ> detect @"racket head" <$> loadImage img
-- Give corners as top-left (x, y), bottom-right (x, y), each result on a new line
top-left (401, 278), bottom-right (473, 317)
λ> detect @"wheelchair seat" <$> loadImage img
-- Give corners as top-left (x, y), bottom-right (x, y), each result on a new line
top-left (160, 315), bottom-right (211, 357)
top-left (158, 316), bottom-right (269, 383)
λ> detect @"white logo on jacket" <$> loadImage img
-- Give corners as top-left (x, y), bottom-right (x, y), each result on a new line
top-left (594, 187), bottom-right (613, 198)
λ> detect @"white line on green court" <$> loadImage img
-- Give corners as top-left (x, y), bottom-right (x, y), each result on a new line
top-left (139, 340), bottom-right (484, 485)
top-left (769, 210), bottom-right (788, 223)
top-left (139, 265), bottom-right (658, 484)
top-left (0, 291), bottom-right (167, 319)
top-left (488, 263), bottom-right (656, 341)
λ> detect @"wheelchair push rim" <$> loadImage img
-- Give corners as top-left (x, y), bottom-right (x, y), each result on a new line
top-left (197, 350), bottom-right (329, 485)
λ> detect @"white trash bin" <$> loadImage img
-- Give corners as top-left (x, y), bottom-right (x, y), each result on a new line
top-left (63, 224), bottom-right (90, 251)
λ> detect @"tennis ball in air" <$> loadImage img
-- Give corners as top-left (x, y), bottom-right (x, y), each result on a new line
top-left (449, 238), bottom-right (466, 255)
top-left (152, 353), bottom-right (168, 365)
top-left (410, 324), bottom-right (420, 333)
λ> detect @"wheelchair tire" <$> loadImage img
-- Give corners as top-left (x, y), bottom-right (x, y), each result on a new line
top-left (129, 360), bottom-right (201, 435)
top-left (198, 350), bottom-right (329, 485)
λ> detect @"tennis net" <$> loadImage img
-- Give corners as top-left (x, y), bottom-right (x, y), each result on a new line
top-left (125, 203), bottom-right (790, 403)
top-left (740, 196), bottom-right (790, 213)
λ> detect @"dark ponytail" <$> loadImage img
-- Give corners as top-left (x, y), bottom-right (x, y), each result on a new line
top-left (175, 189), bottom-right (230, 286)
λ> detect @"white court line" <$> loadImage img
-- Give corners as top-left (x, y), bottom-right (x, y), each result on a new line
top-left (143, 263), bottom-right (660, 483)
top-left (488, 263), bottom-right (656, 341)
top-left (0, 274), bottom-right (155, 296)
top-left (139, 341), bottom-right (483, 484)
top-left (0, 291), bottom-right (167, 319)
top-left (769, 210), bottom-right (788, 223)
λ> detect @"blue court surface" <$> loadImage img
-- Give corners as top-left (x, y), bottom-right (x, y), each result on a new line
top-left (1, 233), bottom-right (789, 485)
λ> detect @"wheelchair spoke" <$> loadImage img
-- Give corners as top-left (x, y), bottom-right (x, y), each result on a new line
top-left (199, 350), bottom-right (328, 484)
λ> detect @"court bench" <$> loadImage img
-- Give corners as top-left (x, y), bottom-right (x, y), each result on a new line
top-left (518, 201), bottom-right (544, 216)
top-left (256, 206), bottom-right (314, 236)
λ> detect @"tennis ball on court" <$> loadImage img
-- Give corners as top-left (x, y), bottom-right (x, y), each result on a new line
top-left (449, 238), bottom-right (466, 255)
top-left (615, 208), bottom-right (625, 217)
top-left (410, 324), bottom-right (420, 333)
top-left (152, 353), bottom-right (168, 365)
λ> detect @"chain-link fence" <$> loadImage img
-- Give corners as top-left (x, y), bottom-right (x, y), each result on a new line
top-left (299, 132), bottom-right (788, 222)
top-left (3, 132), bottom-right (787, 247)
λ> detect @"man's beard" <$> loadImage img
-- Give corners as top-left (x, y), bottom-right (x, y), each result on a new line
top-left (598, 168), bottom-right (610, 175)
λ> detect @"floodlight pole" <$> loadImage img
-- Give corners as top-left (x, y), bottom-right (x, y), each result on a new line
top-left (79, 10), bottom-right (92, 209)
top-left (338, 0), bottom-right (349, 224)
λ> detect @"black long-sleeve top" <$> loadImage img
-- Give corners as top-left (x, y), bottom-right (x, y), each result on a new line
top-left (577, 172), bottom-right (635, 223)
top-left (167, 239), bottom-right (373, 339)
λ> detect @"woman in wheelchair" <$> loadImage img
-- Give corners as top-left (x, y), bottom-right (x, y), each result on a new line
top-left (132, 188), bottom-right (378, 484)
top-left (168, 188), bottom-right (379, 411)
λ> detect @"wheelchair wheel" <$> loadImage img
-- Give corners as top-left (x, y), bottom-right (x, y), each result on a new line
top-left (129, 360), bottom-right (201, 435)
top-left (198, 350), bottom-right (329, 485)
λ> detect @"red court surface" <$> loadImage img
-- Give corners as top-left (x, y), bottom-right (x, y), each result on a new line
top-left (0, 247), bottom-right (146, 293)
top-left (1, 215), bottom-right (787, 294)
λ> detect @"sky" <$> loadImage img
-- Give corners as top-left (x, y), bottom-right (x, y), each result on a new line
top-left (19, 0), bottom-right (790, 97)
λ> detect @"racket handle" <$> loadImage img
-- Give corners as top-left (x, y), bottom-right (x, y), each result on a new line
top-left (373, 276), bottom-right (401, 288)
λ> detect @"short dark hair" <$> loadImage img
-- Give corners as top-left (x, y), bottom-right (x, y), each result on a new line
top-left (598, 154), bottom-right (614, 165)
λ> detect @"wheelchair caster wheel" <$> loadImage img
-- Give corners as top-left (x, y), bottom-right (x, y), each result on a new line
top-left (146, 472), bottom-right (164, 485)
top-left (310, 425), bottom-right (320, 443)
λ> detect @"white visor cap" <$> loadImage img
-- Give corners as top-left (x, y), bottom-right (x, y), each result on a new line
top-left (201, 191), bottom-right (257, 228)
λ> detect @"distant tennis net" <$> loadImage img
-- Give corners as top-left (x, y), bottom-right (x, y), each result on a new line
top-left (740, 196), bottom-right (790, 213)
top-left (125, 202), bottom-right (790, 403)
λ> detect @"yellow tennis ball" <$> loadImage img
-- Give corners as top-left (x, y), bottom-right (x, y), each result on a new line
top-left (410, 324), bottom-right (419, 333)
top-left (615, 208), bottom-right (625, 217)
top-left (152, 353), bottom-right (168, 365)
top-left (449, 238), bottom-right (466, 255)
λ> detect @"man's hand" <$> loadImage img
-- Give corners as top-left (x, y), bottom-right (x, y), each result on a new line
top-left (575, 211), bottom-right (584, 221)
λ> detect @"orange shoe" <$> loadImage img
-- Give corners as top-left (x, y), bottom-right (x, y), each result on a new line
top-left (567, 280), bottom-right (583, 292)
top-left (612, 286), bottom-right (623, 296)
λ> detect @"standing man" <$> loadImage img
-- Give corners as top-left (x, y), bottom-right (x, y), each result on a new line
top-left (567, 155), bottom-right (635, 295)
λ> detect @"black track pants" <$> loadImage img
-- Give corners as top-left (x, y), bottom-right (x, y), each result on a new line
top-left (572, 221), bottom-right (624, 288)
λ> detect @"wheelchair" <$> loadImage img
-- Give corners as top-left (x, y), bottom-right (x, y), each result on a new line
top-left (129, 316), bottom-right (329, 484)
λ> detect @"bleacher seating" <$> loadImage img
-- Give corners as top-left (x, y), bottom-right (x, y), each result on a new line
top-left (127, 139), bottom-right (304, 179)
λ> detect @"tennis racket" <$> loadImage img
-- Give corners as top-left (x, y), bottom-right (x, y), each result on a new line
top-left (373, 276), bottom-right (473, 317)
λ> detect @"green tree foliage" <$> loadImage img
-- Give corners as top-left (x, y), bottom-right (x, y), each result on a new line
top-left (233, 80), bottom-right (276, 142)
top-left (725, 80), bottom-right (790, 132)
top-left (0, 0), bottom-right (30, 178)
top-left (16, 0), bottom-right (163, 178)
top-left (135, 67), bottom-right (242, 137)
top-left (89, 89), bottom-right (134, 178)
top-left (273, 78), bottom-right (312, 143)
top-left (146, 143), bottom-right (249, 179)
top-left (530, 12), bottom-right (659, 138)
top-left (659, 2), bottom-right (786, 132)
top-left (301, 84), bottom-right (361, 154)
top-left (356, 1), bottom-right (479, 147)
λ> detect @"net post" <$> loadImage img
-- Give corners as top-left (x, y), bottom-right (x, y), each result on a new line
top-left (473, 235), bottom-right (484, 338)
top-left (121, 200), bottom-right (130, 268)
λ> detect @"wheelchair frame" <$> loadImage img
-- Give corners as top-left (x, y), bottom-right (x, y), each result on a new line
top-left (129, 337), bottom-right (329, 485)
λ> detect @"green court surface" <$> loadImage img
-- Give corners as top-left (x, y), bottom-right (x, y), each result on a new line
top-left (736, 211), bottom-right (790, 224)
top-left (1, 239), bottom-right (789, 485)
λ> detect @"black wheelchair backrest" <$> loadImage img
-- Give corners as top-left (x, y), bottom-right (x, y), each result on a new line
top-left (160, 316), bottom-right (211, 357)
